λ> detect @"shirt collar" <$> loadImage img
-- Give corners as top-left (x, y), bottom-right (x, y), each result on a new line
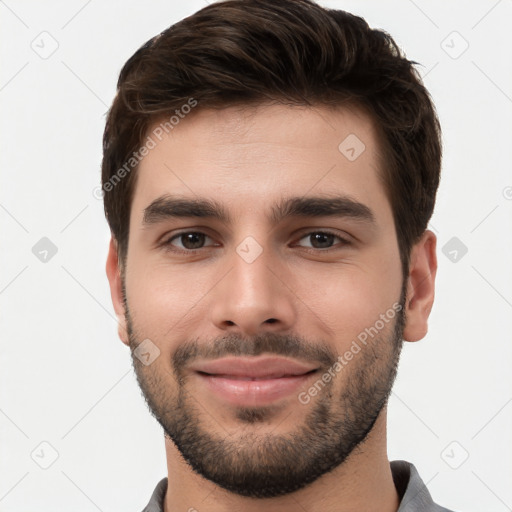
top-left (142, 460), bottom-right (452, 512)
top-left (392, 460), bottom-right (452, 511)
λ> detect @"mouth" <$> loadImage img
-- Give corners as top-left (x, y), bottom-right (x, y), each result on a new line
top-left (190, 356), bottom-right (320, 406)
top-left (197, 372), bottom-right (318, 380)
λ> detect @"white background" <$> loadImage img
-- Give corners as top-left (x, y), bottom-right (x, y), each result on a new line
top-left (1, 1), bottom-right (511, 511)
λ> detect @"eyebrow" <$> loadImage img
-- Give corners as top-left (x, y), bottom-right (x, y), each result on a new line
top-left (142, 194), bottom-right (376, 227)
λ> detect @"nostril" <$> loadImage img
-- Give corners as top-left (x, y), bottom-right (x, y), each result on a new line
top-left (265, 318), bottom-right (277, 324)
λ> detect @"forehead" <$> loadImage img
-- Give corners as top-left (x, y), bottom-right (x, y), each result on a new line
top-left (131, 104), bottom-right (391, 226)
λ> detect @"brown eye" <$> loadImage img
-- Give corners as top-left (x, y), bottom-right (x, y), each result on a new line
top-left (165, 231), bottom-right (214, 252)
top-left (296, 231), bottom-right (350, 250)
top-left (309, 232), bottom-right (335, 249)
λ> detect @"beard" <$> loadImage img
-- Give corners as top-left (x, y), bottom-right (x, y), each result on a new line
top-left (125, 283), bottom-right (406, 499)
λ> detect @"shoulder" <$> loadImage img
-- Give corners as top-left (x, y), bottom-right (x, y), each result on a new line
top-left (140, 477), bottom-right (168, 512)
top-left (391, 460), bottom-right (456, 512)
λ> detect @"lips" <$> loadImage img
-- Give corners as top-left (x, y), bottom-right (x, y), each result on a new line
top-left (190, 355), bottom-right (319, 379)
top-left (190, 356), bottom-right (319, 406)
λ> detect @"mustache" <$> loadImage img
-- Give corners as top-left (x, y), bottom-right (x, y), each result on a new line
top-left (172, 332), bottom-right (338, 374)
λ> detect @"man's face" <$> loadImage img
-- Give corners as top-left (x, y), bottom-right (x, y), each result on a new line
top-left (116, 104), bottom-right (408, 497)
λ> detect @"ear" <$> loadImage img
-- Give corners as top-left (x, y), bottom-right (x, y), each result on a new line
top-left (402, 230), bottom-right (437, 342)
top-left (106, 237), bottom-right (129, 346)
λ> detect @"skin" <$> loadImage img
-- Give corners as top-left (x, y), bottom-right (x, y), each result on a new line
top-left (106, 104), bottom-right (437, 512)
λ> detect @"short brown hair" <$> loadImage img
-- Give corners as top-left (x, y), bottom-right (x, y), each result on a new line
top-left (101, 0), bottom-right (441, 279)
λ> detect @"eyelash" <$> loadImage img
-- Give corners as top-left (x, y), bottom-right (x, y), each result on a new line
top-left (161, 230), bottom-right (351, 255)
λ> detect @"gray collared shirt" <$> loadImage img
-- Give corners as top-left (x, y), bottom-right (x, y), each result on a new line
top-left (141, 460), bottom-right (454, 511)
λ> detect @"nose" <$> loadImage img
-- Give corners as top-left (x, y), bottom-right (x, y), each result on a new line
top-left (209, 243), bottom-right (297, 336)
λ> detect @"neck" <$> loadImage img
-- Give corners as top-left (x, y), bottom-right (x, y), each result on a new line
top-left (162, 407), bottom-right (399, 512)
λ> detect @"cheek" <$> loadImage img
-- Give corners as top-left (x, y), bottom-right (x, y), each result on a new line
top-left (124, 259), bottom-right (213, 345)
top-left (290, 258), bottom-right (401, 342)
